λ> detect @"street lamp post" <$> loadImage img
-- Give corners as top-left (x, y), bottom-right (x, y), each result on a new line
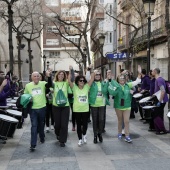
top-left (142, 0), bottom-right (156, 73)
top-left (43, 55), bottom-right (46, 75)
top-left (98, 35), bottom-right (105, 78)
top-left (46, 61), bottom-right (50, 70)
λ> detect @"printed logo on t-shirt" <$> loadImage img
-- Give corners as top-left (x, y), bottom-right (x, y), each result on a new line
top-left (78, 96), bottom-right (87, 103)
top-left (97, 91), bottom-right (102, 97)
top-left (32, 87), bottom-right (42, 96)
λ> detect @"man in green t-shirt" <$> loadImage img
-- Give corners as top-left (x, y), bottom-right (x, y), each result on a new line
top-left (24, 71), bottom-right (51, 151)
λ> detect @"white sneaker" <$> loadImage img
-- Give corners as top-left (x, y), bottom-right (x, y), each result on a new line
top-left (46, 127), bottom-right (49, 132)
top-left (78, 140), bottom-right (83, 147)
top-left (50, 125), bottom-right (54, 130)
top-left (83, 135), bottom-right (87, 144)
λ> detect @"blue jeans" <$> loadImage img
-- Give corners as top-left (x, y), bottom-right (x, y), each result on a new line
top-left (29, 107), bottom-right (46, 146)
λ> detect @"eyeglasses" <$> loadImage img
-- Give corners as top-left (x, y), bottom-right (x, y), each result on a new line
top-left (79, 79), bottom-right (85, 82)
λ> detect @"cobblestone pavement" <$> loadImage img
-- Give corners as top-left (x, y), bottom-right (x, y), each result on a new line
top-left (1, 102), bottom-right (170, 170)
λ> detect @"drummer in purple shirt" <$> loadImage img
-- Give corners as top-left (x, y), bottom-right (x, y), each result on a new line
top-left (152, 68), bottom-right (168, 134)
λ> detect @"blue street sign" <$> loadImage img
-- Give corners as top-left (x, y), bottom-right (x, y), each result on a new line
top-left (106, 52), bottom-right (127, 60)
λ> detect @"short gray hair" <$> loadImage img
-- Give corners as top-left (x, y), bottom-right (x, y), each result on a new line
top-left (153, 68), bottom-right (160, 74)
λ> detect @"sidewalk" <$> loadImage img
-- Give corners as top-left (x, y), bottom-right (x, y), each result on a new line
top-left (1, 102), bottom-right (170, 170)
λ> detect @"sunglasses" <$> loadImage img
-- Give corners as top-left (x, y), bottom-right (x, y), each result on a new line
top-left (79, 79), bottom-right (85, 82)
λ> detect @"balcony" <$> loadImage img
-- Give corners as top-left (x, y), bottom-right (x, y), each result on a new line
top-left (129, 15), bottom-right (167, 45)
top-left (120, 0), bottom-right (132, 10)
top-left (94, 57), bottom-right (108, 68)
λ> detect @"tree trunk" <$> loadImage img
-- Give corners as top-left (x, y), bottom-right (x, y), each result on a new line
top-left (17, 35), bottom-right (22, 80)
top-left (8, 4), bottom-right (14, 73)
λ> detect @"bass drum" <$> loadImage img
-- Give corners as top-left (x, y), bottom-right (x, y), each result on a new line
top-left (142, 106), bottom-right (156, 119)
top-left (0, 114), bottom-right (18, 138)
top-left (6, 109), bottom-right (22, 129)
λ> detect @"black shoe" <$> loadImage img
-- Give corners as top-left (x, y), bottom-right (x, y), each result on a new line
top-left (40, 139), bottom-right (45, 143)
top-left (102, 129), bottom-right (106, 133)
top-left (56, 136), bottom-right (60, 140)
top-left (60, 142), bottom-right (65, 147)
top-left (30, 145), bottom-right (36, 151)
top-left (139, 118), bottom-right (145, 121)
top-left (98, 134), bottom-right (103, 143)
top-left (148, 129), bottom-right (156, 132)
top-left (93, 136), bottom-right (98, 144)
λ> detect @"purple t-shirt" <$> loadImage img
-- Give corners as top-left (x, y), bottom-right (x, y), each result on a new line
top-left (154, 77), bottom-right (168, 103)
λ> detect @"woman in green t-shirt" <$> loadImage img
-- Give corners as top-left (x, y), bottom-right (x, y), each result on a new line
top-left (68, 66), bottom-right (94, 147)
top-left (51, 70), bottom-right (70, 147)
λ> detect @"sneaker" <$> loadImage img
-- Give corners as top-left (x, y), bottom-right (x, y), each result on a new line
top-left (122, 129), bottom-right (125, 136)
top-left (46, 127), bottom-right (49, 133)
top-left (60, 142), bottom-right (65, 147)
top-left (78, 139), bottom-right (83, 146)
top-left (125, 136), bottom-right (132, 143)
top-left (72, 127), bottom-right (76, 131)
top-left (40, 139), bottom-right (45, 143)
top-left (118, 134), bottom-right (122, 139)
top-left (30, 145), bottom-right (36, 151)
top-left (50, 125), bottom-right (54, 130)
top-left (83, 135), bottom-right (87, 144)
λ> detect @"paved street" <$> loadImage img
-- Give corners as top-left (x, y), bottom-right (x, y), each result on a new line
top-left (1, 101), bottom-right (170, 170)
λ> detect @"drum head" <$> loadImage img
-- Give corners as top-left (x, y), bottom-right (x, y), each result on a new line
top-left (167, 112), bottom-right (170, 118)
top-left (7, 103), bottom-right (16, 107)
top-left (9, 100), bottom-right (16, 103)
top-left (142, 106), bottom-right (155, 109)
top-left (0, 114), bottom-right (18, 123)
top-left (7, 98), bottom-right (12, 101)
top-left (139, 96), bottom-right (151, 104)
top-left (0, 106), bottom-right (9, 109)
top-left (6, 109), bottom-right (22, 116)
top-left (14, 97), bottom-right (19, 100)
top-left (133, 93), bottom-right (142, 98)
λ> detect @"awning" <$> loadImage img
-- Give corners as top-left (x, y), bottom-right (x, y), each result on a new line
top-left (106, 52), bottom-right (128, 61)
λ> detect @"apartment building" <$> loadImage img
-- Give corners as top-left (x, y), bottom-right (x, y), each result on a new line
top-left (117, 0), bottom-right (168, 79)
top-left (42, 0), bottom-right (82, 72)
top-left (90, 0), bottom-right (121, 78)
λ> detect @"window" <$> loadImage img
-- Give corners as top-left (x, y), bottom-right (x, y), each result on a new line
top-left (46, 39), bottom-right (59, 45)
top-left (45, 0), bottom-right (58, 6)
top-left (49, 51), bottom-right (60, 58)
top-left (47, 26), bottom-right (58, 33)
top-left (110, 32), bottom-right (112, 43)
top-left (62, 36), bottom-right (80, 43)
top-left (99, 0), bottom-right (104, 4)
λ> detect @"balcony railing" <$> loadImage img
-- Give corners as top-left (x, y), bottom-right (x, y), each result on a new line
top-left (129, 15), bottom-right (167, 45)
top-left (117, 35), bottom-right (128, 50)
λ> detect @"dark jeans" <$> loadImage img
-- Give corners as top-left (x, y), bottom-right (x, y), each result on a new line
top-left (75, 112), bottom-right (88, 140)
top-left (52, 106), bottom-right (70, 143)
top-left (70, 103), bottom-right (76, 127)
top-left (45, 103), bottom-right (54, 127)
top-left (29, 107), bottom-right (46, 146)
top-left (91, 106), bottom-right (105, 136)
top-left (103, 105), bottom-right (106, 130)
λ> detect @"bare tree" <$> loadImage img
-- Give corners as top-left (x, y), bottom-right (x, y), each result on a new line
top-left (0, 0), bottom-right (18, 73)
top-left (43, 0), bottom-right (95, 72)
top-left (13, 0), bottom-right (43, 77)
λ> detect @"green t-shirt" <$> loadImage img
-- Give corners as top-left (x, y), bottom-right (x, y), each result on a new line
top-left (52, 81), bottom-right (69, 107)
top-left (91, 82), bottom-right (105, 107)
top-left (24, 81), bottom-right (47, 109)
top-left (72, 84), bottom-right (90, 112)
